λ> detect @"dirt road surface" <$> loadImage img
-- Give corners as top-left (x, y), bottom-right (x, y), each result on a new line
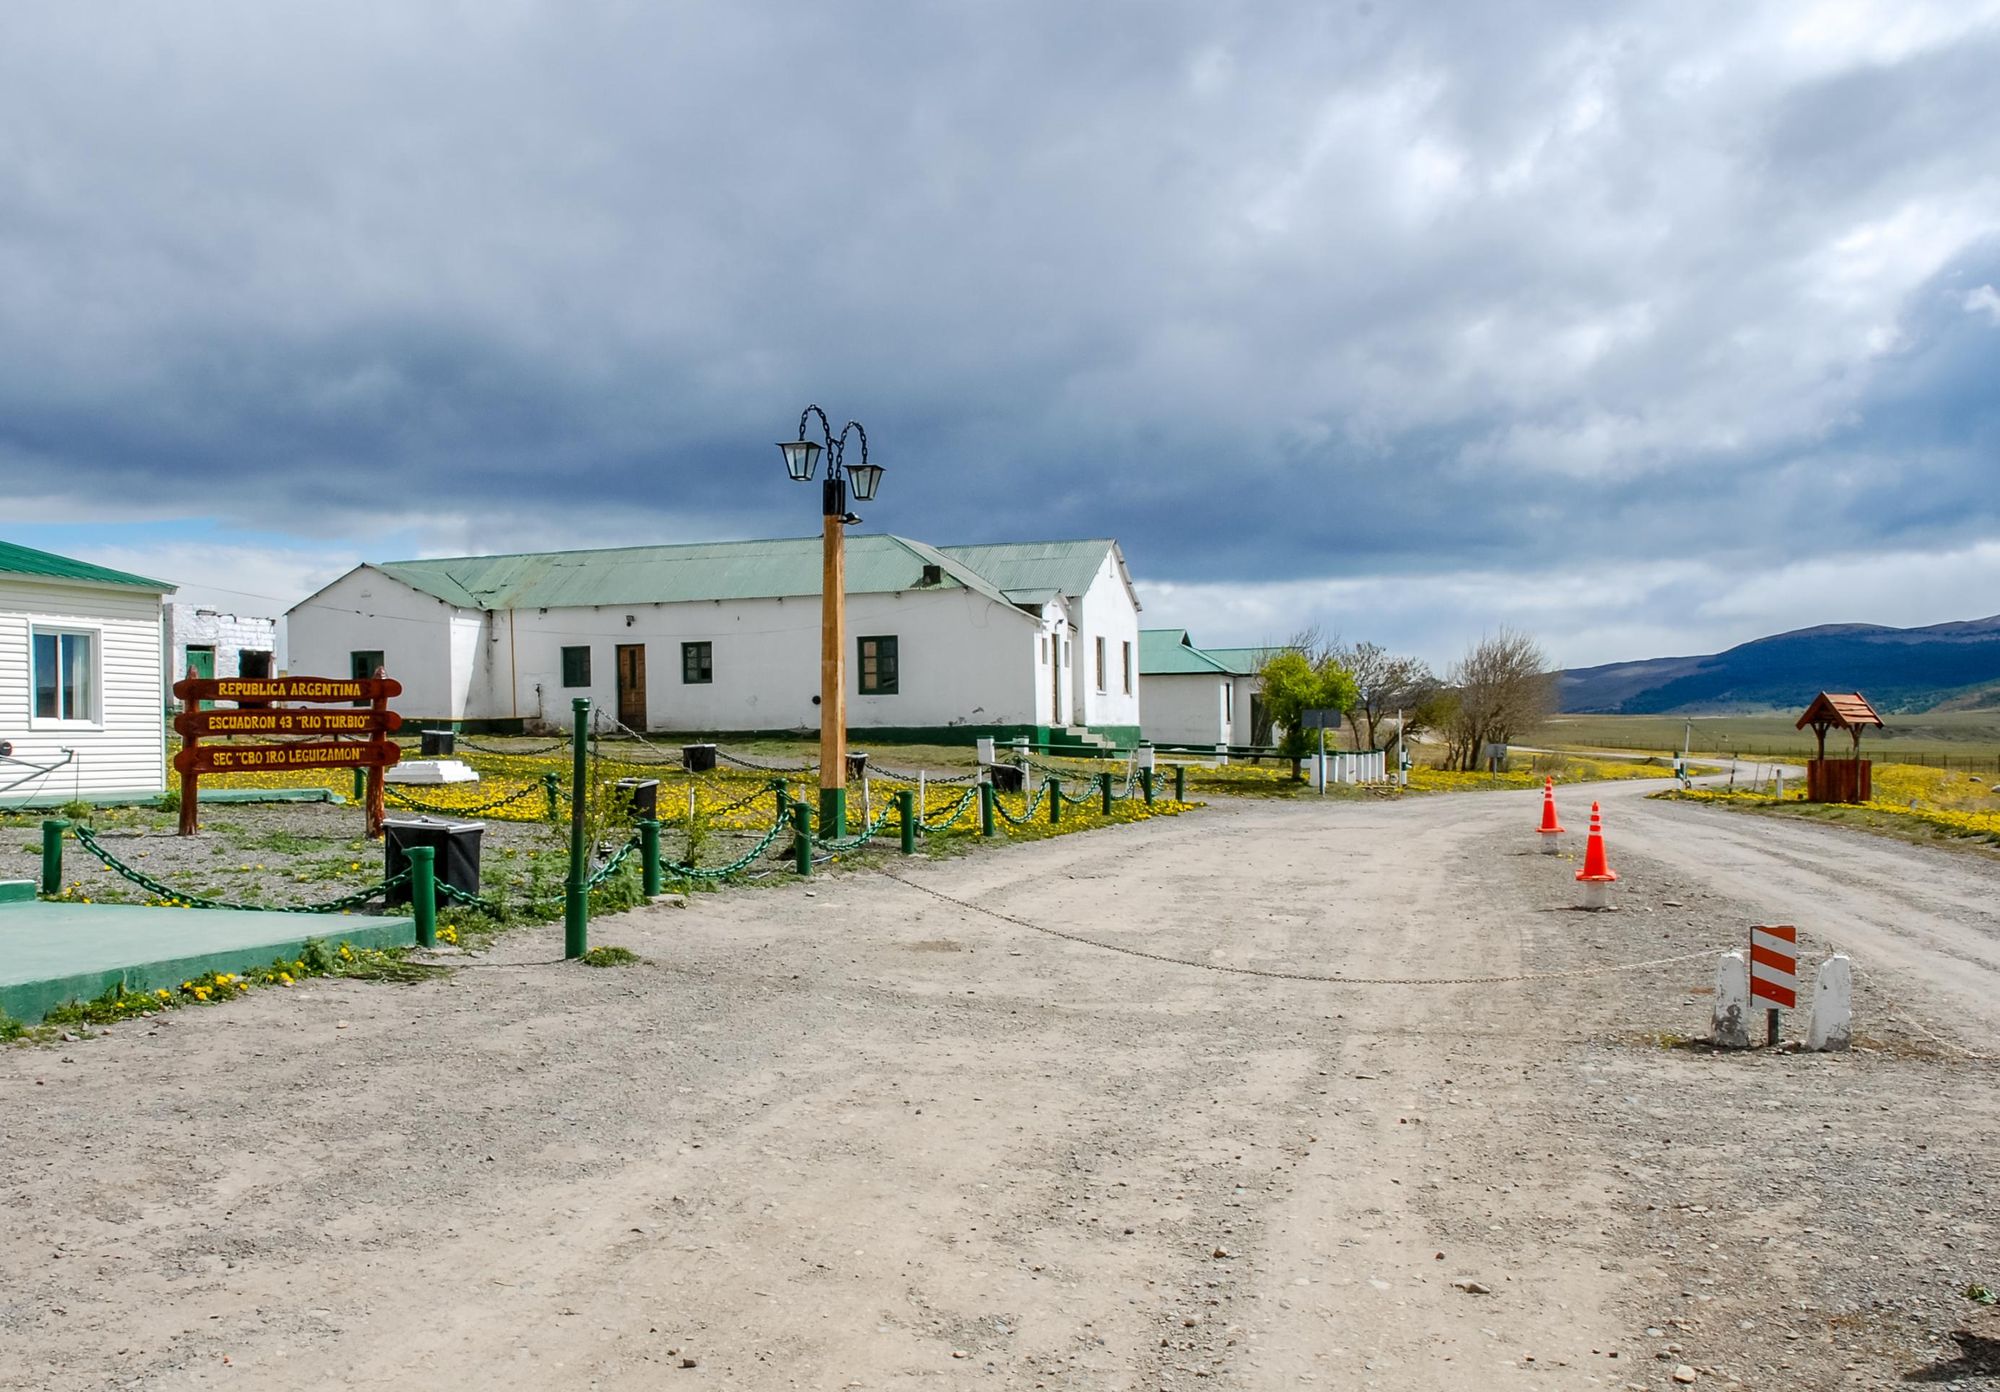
top-left (5, 782), bottom-right (1998, 1390)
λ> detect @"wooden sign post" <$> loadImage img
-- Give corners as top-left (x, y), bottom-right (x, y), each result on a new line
top-left (170, 671), bottom-right (403, 837)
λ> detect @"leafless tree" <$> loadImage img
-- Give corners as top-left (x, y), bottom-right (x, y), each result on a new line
top-left (1441, 629), bottom-right (1554, 771)
top-left (1334, 641), bottom-right (1441, 751)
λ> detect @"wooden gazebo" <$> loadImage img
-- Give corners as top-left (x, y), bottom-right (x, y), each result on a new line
top-left (1796, 691), bottom-right (1883, 803)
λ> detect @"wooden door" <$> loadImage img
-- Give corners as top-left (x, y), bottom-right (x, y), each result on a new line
top-left (616, 644), bottom-right (647, 731)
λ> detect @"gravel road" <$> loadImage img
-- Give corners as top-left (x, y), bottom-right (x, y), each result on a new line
top-left (3, 784), bottom-right (1996, 1390)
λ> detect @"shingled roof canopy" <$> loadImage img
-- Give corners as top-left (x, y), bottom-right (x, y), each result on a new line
top-left (1796, 691), bottom-right (1883, 759)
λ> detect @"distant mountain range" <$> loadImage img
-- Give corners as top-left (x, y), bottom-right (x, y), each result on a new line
top-left (1558, 613), bottom-right (2000, 714)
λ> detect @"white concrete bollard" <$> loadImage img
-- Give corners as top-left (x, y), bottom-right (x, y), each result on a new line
top-left (1711, 951), bottom-right (1751, 1048)
top-left (1806, 954), bottom-right (1852, 1052)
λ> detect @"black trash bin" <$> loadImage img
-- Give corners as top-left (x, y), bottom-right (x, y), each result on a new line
top-left (683, 743), bottom-right (718, 773)
top-left (419, 728), bottom-right (456, 757)
top-left (988, 764), bottom-right (1026, 795)
top-left (846, 751), bottom-right (870, 780)
top-left (383, 816), bottom-right (484, 909)
top-left (614, 777), bottom-right (659, 820)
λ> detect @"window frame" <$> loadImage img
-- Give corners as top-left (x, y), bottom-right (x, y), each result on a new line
top-left (681, 640), bottom-right (713, 685)
top-left (857, 634), bottom-right (900, 695)
top-left (1122, 640), bottom-right (1133, 695)
top-left (560, 645), bottom-right (592, 688)
top-left (29, 624), bottom-right (101, 728)
top-left (349, 649), bottom-right (385, 706)
top-left (1095, 636), bottom-right (1107, 692)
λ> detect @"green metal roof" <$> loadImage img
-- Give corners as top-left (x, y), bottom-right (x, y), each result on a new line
top-left (0, 539), bottom-right (174, 592)
top-left (936, 539), bottom-right (1117, 601)
top-left (366, 534), bottom-right (1020, 612)
top-left (1201, 646), bottom-right (1278, 676)
top-left (1139, 628), bottom-right (1236, 675)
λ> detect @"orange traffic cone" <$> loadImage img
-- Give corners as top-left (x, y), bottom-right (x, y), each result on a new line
top-left (1575, 801), bottom-right (1617, 909)
top-left (1537, 777), bottom-right (1565, 854)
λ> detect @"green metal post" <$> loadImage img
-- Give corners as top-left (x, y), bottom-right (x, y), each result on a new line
top-left (409, 846), bottom-right (437, 948)
top-left (775, 783), bottom-right (790, 830)
top-left (640, 818), bottom-right (663, 896)
top-left (1142, 770), bottom-right (1154, 805)
top-left (819, 785), bottom-right (847, 842)
top-left (543, 772), bottom-right (561, 821)
top-left (40, 819), bottom-right (66, 895)
top-left (352, 767), bottom-right (366, 802)
top-left (1175, 765), bottom-right (1186, 803)
top-left (980, 782), bottom-right (997, 837)
top-left (1100, 772), bottom-right (1112, 815)
top-left (1049, 777), bottom-right (1062, 824)
top-left (793, 803), bottom-right (813, 876)
top-left (564, 697), bottom-right (590, 959)
top-left (898, 789), bottom-right (917, 854)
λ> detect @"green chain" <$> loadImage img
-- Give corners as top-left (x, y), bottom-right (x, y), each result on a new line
top-left (917, 786), bottom-right (981, 833)
top-left (821, 801), bottom-right (898, 851)
top-left (662, 812), bottom-right (791, 881)
top-left (992, 785), bottom-right (1048, 825)
top-left (69, 824), bottom-right (409, 913)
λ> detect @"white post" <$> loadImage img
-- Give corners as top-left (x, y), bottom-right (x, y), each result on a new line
top-left (861, 776), bottom-right (871, 832)
top-left (918, 770), bottom-right (927, 816)
top-left (1318, 726), bottom-right (1326, 797)
top-left (688, 787), bottom-right (696, 823)
top-left (1775, 771), bottom-right (1785, 800)
top-left (976, 736), bottom-right (995, 766)
top-left (1711, 951), bottom-right (1751, 1048)
top-left (1806, 955), bottom-right (1852, 1052)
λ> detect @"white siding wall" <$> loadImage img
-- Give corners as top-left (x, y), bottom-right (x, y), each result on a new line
top-left (499, 587), bottom-right (1040, 733)
top-left (1142, 674), bottom-right (1232, 746)
top-left (0, 579), bottom-right (168, 800)
top-left (285, 567), bottom-right (464, 719)
top-left (1074, 553), bottom-right (1142, 731)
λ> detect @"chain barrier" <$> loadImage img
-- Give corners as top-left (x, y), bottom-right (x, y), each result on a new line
top-left (881, 869), bottom-right (1729, 987)
top-left (663, 814), bottom-right (792, 881)
top-left (455, 734), bottom-right (570, 756)
top-left (70, 824), bottom-right (410, 914)
top-left (384, 781), bottom-right (547, 818)
top-left (585, 835), bottom-right (643, 889)
top-left (992, 785), bottom-right (1049, 825)
top-left (869, 765), bottom-right (981, 785)
top-left (917, 786), bottom-right (981, 833)
top-left (821, 802), bottom-right (898, 851)
top-left (437, 880), bottom-right (510, 915)
top-left (717, 748), bottom-right (818, 774)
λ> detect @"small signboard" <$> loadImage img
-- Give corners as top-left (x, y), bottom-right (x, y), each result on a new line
top-left (1301, 708), bottom-right (1343, 730)
top-left (172, 672), bottom-right (403, 838)
top-left (1749, 924), bottom-right (1798, 1009)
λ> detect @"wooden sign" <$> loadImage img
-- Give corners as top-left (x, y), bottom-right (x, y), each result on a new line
top-left (1749, 924), bottom-right (1798, 1010)
top-left (173, 709), bottom-right (402, 737)
top-left (171, 675), bottom-right (402, 704)
top-left (175, 666), bottom-right (401, 838)
top-left (174, 742), bottom-right (403, 774)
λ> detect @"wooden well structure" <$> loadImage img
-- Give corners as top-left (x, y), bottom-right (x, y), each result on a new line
top-left (1796, 691), bottom-right (1882, 803)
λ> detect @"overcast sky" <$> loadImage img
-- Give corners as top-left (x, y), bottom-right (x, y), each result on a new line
top-left (4, 1), bottom-right (1998, 670)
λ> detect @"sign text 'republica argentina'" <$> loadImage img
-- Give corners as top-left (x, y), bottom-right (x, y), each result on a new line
top-left (170, 676), bottom-right (403, 703)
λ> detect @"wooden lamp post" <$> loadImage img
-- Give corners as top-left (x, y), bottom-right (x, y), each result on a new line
top-left (779, 406), bottom-right (885, 839)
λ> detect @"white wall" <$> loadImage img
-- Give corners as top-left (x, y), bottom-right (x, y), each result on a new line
top-left (166, 605), bottom-right (276, 688)
top-left (285, 566), bottom-right (466, 720)
top-left (1, 578), bottom-right (168, 801)
top-left (1073, 551), bottom-right (1142, 730)
top-left (489, 585), bottom-right (1042, 733)
top-left (1142, 673), bottom-right (1232, 746)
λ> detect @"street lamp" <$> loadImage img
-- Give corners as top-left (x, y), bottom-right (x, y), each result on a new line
top-left (778, 404), bottom-right (885, 836)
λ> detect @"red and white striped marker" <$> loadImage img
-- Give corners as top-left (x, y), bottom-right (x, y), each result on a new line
top-left (1749, 924), bottom-right (1798, 1009)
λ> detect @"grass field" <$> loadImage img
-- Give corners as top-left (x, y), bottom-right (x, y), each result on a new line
top-left (1541, 711), bottom-right (2000, 768)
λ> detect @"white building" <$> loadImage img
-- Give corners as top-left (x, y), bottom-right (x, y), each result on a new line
top-left (1139, 630), bottom-right (1272, 749)
top-left (1, 539), bottom-right (175, 806)
top-left (165, 604), bottom-right (276, 691)
top-left (286, 535), bottom-right (1144, 748)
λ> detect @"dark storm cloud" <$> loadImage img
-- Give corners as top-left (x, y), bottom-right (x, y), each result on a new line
top-left (2, 0), bottom-right (1999, 611)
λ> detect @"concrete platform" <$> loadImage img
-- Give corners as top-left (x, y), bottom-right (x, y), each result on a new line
top-left (0, 890), bottom-right (414, 1023)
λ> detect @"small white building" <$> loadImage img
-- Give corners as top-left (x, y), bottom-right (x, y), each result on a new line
top-left (1139, 630), bottom-right (1271, 748)
top-left (165, 604), bottom-right (276, 691)
top-left (1, 539), bottom-right (175, 806)
top-left (286, 534), bottom-right (1145, 748)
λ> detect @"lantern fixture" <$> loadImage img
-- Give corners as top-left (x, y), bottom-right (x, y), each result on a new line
top-left (778, 437), bottom-right (821, 482)
top-left (845, 461), bottom-right (884, 503)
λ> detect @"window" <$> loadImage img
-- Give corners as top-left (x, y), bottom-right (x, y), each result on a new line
top-left (31, 629), bottom-right (95, 722)
top-left (1040, 635), bottom-right (1048, 664)
top-left (349, 650), bottom-right (384, 706)
top-left (681, 641), bottom-right (713, 685)
top-left (1224, 683), bottom-right (1234, 722)
top-left (1122, 640), bottom-right (1133, 695)
top-left (561, 646), bottom-right (592, 687)
top-left (238, 650), bottom-right (273, 679)
top-left (1095, 637), bottom-right (1107, 691)
top-left (858, 635), bottom-right (899, 694)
